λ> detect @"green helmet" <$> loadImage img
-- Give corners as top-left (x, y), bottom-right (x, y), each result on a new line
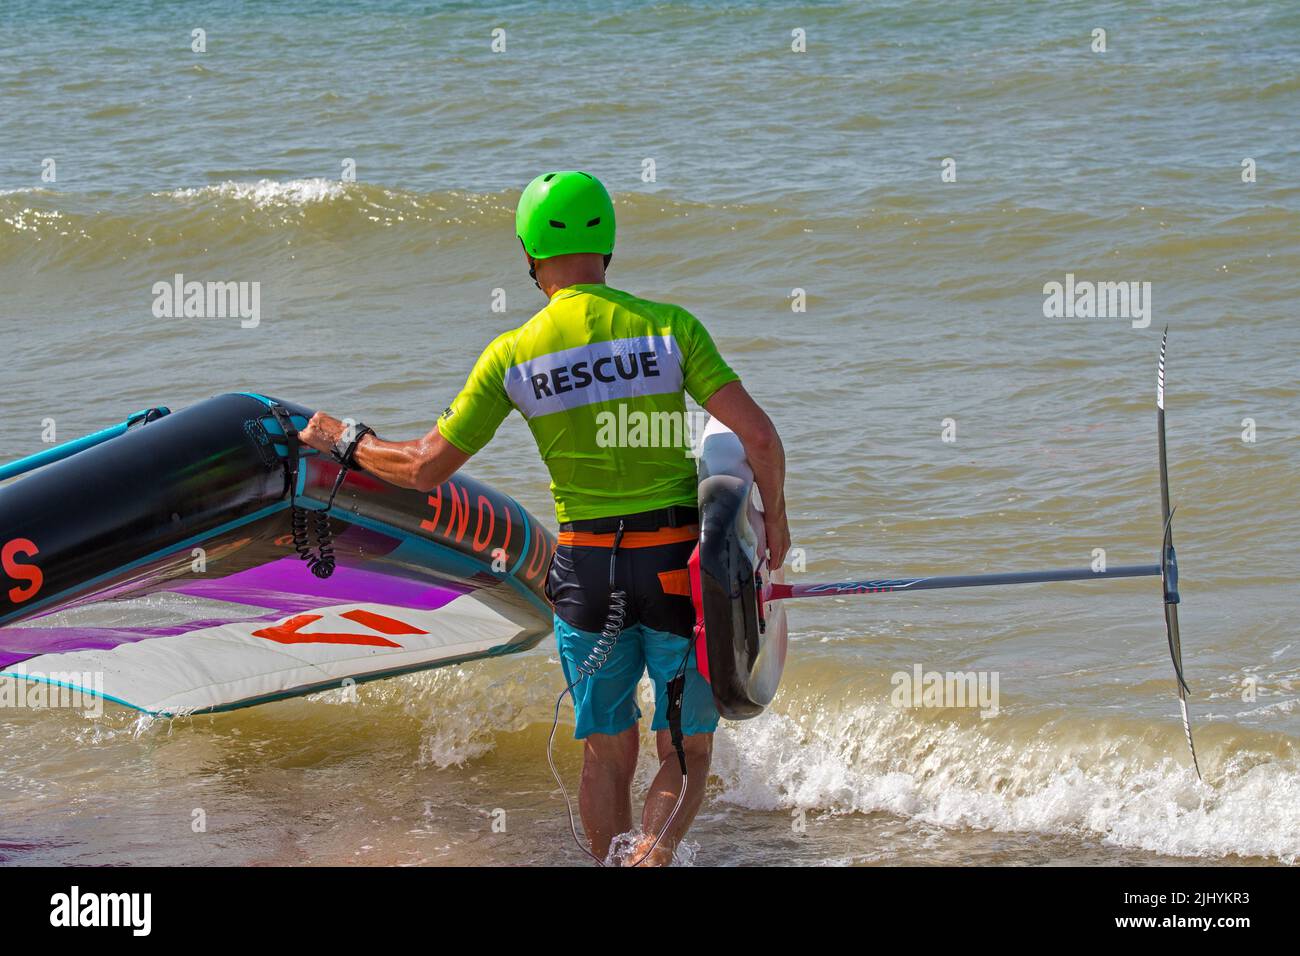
top-left (516, 171), bottom-right (616, 260)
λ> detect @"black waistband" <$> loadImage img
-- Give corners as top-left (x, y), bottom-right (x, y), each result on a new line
top-left (559, 505), bottom-right (699, 534)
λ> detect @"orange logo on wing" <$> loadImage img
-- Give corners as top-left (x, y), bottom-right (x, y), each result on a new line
top-left (252, 608), bottom-right (428, 648)
top-left (2, 537), bottom-right (42, 604)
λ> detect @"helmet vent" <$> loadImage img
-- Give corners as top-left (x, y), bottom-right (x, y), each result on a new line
top-left (548, 219), bottom-right (566, 229)
top-left (586, 217), bottom-right (601, 227)
top-left (543, 173), bottom-right (556, 182)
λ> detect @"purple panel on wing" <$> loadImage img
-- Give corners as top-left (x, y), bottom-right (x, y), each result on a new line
top-left (172, 556), bottom-right (469, 613)
top-left (0, 557), bottom-right (472, 669)
top-left (0, 625), bottom-right (205, 669)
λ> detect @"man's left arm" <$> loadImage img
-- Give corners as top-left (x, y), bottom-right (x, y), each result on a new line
top-left (299, 415), bottom-right (470, 492)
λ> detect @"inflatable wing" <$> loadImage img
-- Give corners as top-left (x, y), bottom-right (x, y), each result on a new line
top-left (0, 394), bottom-right (556, 715)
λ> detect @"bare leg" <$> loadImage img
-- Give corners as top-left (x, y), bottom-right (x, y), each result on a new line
top-left (629, 731), bottom-right (713, 866)
top-left (578, 726), bottom-right (639, 860)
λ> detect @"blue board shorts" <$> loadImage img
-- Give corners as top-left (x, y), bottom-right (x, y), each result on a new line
top-left (547, 531), bottom-right (719, 739)
top-left (553, 617), bottom-right (719, 739)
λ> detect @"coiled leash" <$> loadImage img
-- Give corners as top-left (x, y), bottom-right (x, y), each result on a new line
top-left (268, 404), bottom-right (373, 580)
top-left (546, 519), bottom-right (693, 867)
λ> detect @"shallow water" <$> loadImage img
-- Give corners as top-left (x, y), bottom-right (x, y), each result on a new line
top-left (1, 0), bottom-right (1298, 865)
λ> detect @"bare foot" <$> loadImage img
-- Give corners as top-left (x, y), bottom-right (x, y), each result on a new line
top-left (625, 834), bottom-right (674, 867)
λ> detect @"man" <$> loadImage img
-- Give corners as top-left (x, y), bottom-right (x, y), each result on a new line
top-left (300, 171), bottom-right (789, 865)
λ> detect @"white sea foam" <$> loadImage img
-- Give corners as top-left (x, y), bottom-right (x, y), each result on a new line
top-left (401, 666), bottom-right (543, 768)
top-left (711, 701), bottom-right (1300, 864)
top-left (161, 178), bottom-right (349, 208)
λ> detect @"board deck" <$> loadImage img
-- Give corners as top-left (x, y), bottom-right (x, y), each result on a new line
top-left (690, 418), bottom-right (788, 719)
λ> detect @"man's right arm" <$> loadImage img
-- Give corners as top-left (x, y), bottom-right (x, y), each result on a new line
top-left (703, 380), bottom-right (790, 569)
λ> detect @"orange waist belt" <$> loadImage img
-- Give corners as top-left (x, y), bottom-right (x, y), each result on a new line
top-left (555, 525), bottom-right (699, 549)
